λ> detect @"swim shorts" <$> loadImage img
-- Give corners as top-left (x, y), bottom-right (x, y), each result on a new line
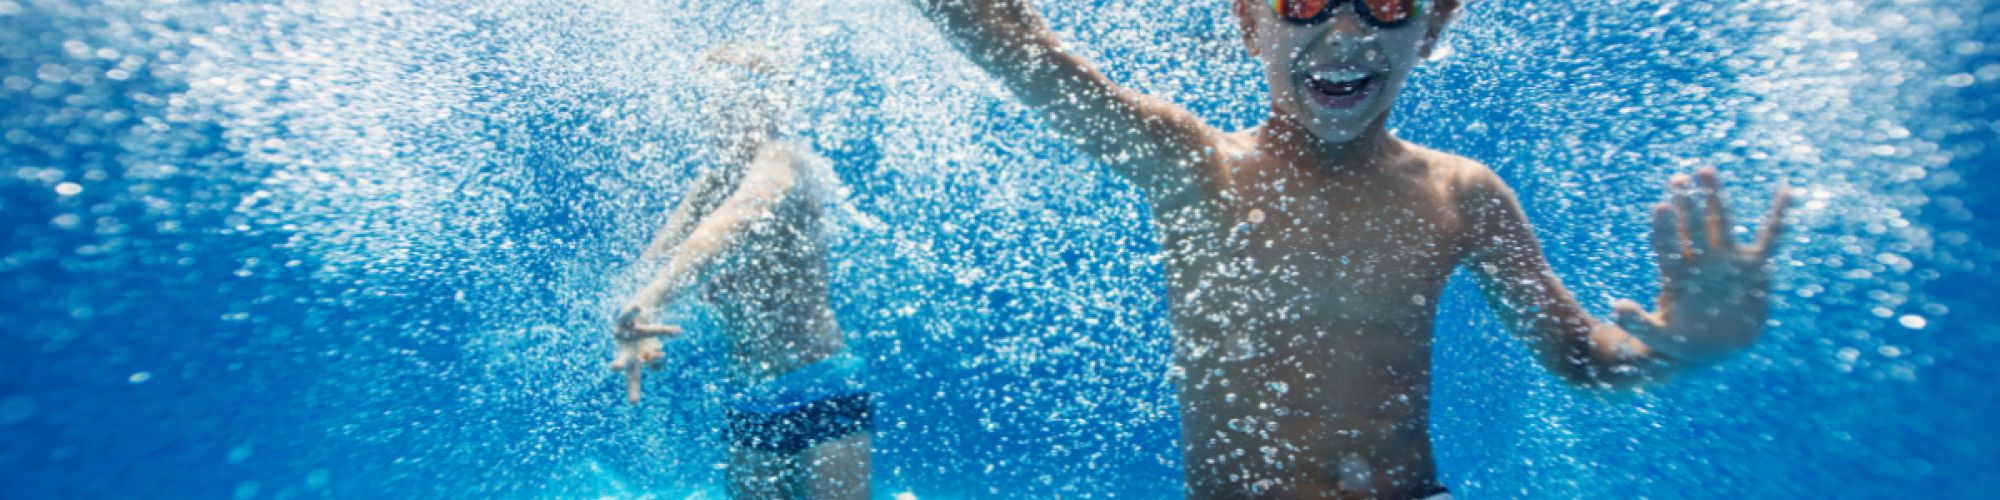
top-left (726, 392), bottom-right (872, 454)
top-left (724, 351), bottom-right (872, 454)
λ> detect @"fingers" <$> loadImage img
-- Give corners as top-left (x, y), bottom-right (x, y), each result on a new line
top-left (1611, 299), bottom-right (1648, 324)
top-left (1649, 202), bottom-right (1687, 283)
top-left (1612, 299), bottom-right (1661, 337)
top-left (1608, 298), bottom-right (1656, 334)
top-left (625, 363), bottom-right (644, 405)
top-left (610, 313), bottom-right (675, 403)
top-left (1673, 167), bottom-right (1792, 261)
top-left (1669, 174), bottom-right (1704, 262)
top-left (1697, 167), bottom-right (1736, 252)
top-left (615, 339), bottom-right (645, 404)
top-left (610, 347), bottom-right (632, 370)
top-left (613, 338), bottom-right (663, 404)
top-left (639, 338), bottom-right (667, 371)
top-left (1753, 184), bottom-right (1794, 260)
top-left (636, 324), bottom-right (684, 338)
top-left (615, 324), bottom-right (682, 341)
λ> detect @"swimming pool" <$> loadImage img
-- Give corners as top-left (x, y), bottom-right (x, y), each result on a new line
top-left (0, 0), bottom-right (1993, 498)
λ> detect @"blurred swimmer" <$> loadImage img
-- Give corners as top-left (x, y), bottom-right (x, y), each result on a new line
top-left (610, 45), bottom-right (871, 500)
top-left (909, 0), bottom-right (1793, 498)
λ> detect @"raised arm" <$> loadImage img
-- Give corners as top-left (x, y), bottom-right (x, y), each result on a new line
top-left (609, 149), bottom-right (801, 404)
top-left (909, 0), bottom-right (1217, 209)
top-left (606, 167), bottom-right (736, 404)
top-left (1462, 172), bottom-right (1663, 389)
top-left (623, 147), bottom-right (801, 324)
top-left (639, 166), bottom-right (734, 262)
top-left (1460, 166), bottom-right (1790, 391)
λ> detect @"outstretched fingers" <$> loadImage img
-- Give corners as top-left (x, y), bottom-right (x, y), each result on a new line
top-left (1650, 201), bottom-right (1687, 283)
top-left (1697, 167), bottom-right (1736, 252)
top-left (1753, 184), bottom-right (1795, 261)
top-left (627, 324), bottom-right (684, 340)
top-left (609, 341), bottom-right (645, 404)
top-left (638, 338), bottom-right (667, 371)
top-left (610, 346), bottom-right (634, 370)
top-left (625, 361), bottom-right (644, 405)
top-left (1669, 174), bottom-right (1705, 263)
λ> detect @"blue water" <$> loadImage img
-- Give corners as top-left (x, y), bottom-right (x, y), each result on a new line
top-left (2, 0), bottom-right (1995, 498)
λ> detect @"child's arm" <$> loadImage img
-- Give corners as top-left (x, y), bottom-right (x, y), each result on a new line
top-left (1463, 167), bottom-right (1791, 389)
top-left (910, 0), bottom-right (1218, 210)
top-left (608, 148), bottom-right (799, 404)
top-left (622, 149), bottom-right (799, 325)
top-left (639, 167), bottom-right (733, 262)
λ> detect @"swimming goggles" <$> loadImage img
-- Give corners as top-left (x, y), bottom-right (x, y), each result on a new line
top-left (1270, 0), bottom-right (1423, 28)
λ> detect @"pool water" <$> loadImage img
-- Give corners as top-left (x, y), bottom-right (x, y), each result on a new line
top-left (1, 0), bottom-right (1994, 499)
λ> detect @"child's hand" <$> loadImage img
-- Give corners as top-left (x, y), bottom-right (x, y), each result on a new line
top-left (1613, 167), bottom-right (1793, 365)
top-left (610, 305), bottom-right (682, 405)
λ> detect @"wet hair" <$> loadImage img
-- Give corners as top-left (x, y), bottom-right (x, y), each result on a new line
top-left (696, 51), bottom-right (794, 163)
top-left (684, 49), bottom-right (796, 219)
top-left (698, 82), bottom-right (787, 143)
top-left (682, 46), bottom-right (881, 243)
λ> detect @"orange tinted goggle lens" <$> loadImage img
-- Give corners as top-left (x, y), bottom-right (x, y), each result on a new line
top-left (1363, 0), bottom-right (1414, 23)
top-left (1277, 0), bottom-right (1331, 20)
top-left (1272, 0), bottom-right (1417, 24)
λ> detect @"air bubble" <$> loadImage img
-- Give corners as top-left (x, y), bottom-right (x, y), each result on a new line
top-left (1899, 315), bottom-right (1926, 329)
top-left (1228, 418), bottom-right (1253, 433)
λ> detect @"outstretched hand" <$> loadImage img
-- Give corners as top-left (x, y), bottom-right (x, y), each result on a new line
top-left (610, 306), bottom-right (683, 405)
top-left (1613, 167), bottom-right (1793, 365)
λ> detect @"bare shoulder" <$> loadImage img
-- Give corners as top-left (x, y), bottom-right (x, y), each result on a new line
top-left (1130, 91), bottom-right (1232, 148)
top-left (1398, 142), bottom-right (1514, 212)
top-left (744, 142), bottom-right (804, 189)
top-left (1211, 128), bottom-right (1261, 160)
top-left (1117, 92), bottom-right (1234, 189)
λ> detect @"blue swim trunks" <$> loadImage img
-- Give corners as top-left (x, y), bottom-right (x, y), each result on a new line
top-left (724, 350), bottom-right (872, 454)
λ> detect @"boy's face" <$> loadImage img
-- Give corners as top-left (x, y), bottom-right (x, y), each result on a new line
top-left (1237, 0), bottom-right (1453, 144)
top-left (700, 87), bottom-right (786, 165)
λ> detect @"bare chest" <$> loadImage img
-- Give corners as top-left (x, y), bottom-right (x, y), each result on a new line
top-left (1166, 174), bottom-right (1471, 319)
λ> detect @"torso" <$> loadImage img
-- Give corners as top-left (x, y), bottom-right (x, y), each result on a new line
top-left (1159, 129), bottom-right (1479, 499)
top-left (701, 151), bottom-right (845, 383)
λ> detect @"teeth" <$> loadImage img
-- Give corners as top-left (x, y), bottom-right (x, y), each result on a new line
top-left (1308, 69), bottom-right (1370, 83)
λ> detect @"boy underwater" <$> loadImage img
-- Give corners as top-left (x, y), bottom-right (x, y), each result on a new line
top-left (909, 0), bottom-right (1791, 499)
top-left (609, 47), bottom-right (872, 500)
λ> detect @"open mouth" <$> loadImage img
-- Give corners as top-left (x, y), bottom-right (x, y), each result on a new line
top-left (1301, 68), bottom-right (1374, 109)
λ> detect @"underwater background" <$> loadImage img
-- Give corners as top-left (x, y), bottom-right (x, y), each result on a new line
top-left (1, 0), bottom-right (1995, 498)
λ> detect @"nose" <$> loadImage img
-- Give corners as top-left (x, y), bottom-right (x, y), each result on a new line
top-left (1324, 4), bottom-right (1374, 44)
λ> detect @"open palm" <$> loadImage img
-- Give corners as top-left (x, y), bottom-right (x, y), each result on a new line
top-left (1614, 167), bottom-right (1792, 365)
